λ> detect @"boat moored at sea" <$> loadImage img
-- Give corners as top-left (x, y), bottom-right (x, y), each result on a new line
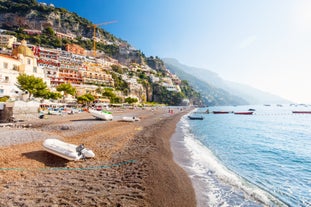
top-left (234, 111), bottom-right (254, 115)
top-left (212, 111), bottom-right (232, 114)
top-left (292, 111), bottom-right (311, 114)
top-left (188, 115), bottom-right (204, 120)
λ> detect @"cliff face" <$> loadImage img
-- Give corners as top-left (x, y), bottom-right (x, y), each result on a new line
top-left (0, 9), bottom-right (92, 38)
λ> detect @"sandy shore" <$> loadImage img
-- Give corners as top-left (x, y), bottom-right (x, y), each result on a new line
top-left (0, 108), bottom-right (196, 206)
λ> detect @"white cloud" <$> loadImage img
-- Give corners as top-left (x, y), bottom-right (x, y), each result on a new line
top-left (238, 35), bottom-right (257, 49)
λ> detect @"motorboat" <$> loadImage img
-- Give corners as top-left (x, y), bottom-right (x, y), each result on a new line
top-left (122, 116), bottom-right (140, 122)
top-left (234, 111), bottom-right (254, 115)
top-left (212, 111), bottom-right (231, 114)
top-left (89, 108), bottom-right (113, 121)
top-left (292, 111), bottom-right (311, 114)
top-left (188, 115), bottom-right (204, 120)
top-left (43, 139), bottom-right (95, 161)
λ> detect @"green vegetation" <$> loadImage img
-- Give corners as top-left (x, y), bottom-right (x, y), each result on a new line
top-left (16, 74), bottom-right (48, 99)
top-left (111, 64), bottom-right (124, 74)
top-left (56, 83), bottom-right (76, 102)
top-left (0, 0), bottom-right (205, 106)
top-left (56, 83), bottom-right (76, 96)
top-left (44, 91), bottom-right (62, 100)
top-left (16, 74), bottom-right (62, 100)
top-left (0, 96), bottom-right (10, 102)
top-left (124, 97), bottom-right (138, 104)
top-left (180, 80), bottom-right (202, 105)
top-left (152, 84), bottom-right (184, 106)
top-left (101, 88), bottom-right (122, 104)
top-left (77, 93), bottom-right (95, 105)
top-left (111, 73), bottom-right (128, 92)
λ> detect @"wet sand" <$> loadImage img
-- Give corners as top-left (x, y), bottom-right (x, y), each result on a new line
top-left (0, 108), bottom-right (196, 206)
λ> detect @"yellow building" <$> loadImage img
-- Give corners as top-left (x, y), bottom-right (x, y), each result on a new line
top-left (82, 62), bottom-right (114, 86)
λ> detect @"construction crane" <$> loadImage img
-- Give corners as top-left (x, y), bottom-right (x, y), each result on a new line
top-left (91, 20), bottom-right (117, 57)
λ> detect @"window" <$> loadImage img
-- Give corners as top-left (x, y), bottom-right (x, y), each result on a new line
top-left (0, 89), bottom-right (3, 94)
top-left (13, 65), bottom-right (18, 71)
top-left (33, 66), bottom-right (37, 73)
top-left (3, 62), bottom-right (8, 69)
top-left (5, 76), bottom-right (9, 82)
top-left (27, 58), bottom-right (31, 65)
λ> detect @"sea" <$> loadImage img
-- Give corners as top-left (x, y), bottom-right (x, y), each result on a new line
top-left (171, 104), bottom-right (311, 207)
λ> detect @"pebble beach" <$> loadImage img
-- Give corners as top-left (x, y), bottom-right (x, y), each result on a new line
top-left (0, 108), bottom-right (196, 206)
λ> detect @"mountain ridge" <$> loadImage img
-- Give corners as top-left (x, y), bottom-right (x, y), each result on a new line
top-left (163, 58), bottom-right (291, 105)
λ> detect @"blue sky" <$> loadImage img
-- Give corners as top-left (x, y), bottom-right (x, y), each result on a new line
top-left (42, 0), bottom-right (311, 103)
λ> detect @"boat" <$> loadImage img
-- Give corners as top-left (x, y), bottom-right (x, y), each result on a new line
top-left (42, 139), bottom-right (95, 161)
top-left (234, 111), bottom-right (254, 115)
top-left (212, 111), bottom-right (231, 114)
top-left (89, 108), bottom-right (113, 121)
top-left (292, 111), bottom-right (311, 114)
top-left (248, 108), bottom-right (256, 111)
top-left (122, 116), bottom-right (141, 122)
top-left (194, 109), bottom-right (210, 114)
top-left (188, 116), bottom-right (204, 120)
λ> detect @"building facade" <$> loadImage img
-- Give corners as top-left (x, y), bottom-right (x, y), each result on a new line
top-left (0, 34), bottom-right (17, 49)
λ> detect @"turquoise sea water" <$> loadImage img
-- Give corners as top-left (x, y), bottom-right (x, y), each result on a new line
top-left (172, 104), bottom-right (311, 207)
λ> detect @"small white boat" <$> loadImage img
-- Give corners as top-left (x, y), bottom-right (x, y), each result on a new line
top-left (43, 139), bottom-right (95, 161)
top-left (122, 116), bottom-right (140, 122)
top-left (89, 108), bottom-right (113, 121)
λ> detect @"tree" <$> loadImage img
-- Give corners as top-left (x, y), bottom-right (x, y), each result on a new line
top-left (111, 64), bottom-right (124, 74)
top-left (125, 97), bottom-right (138, 104)
top-left (102, 89), bottom-right (122, 104)
top-left (56, 83), bottom-right (76, 102)
top-left (77, 93), bottom-right (95, 105)
top-left (16, 74), bottom-right (48, 100)
top-left (0, 96), bottom-right (9, 102)
top-left (44, 91), bottom-right (62, 100)
top-left (42, 26), bottom-right (55, 37)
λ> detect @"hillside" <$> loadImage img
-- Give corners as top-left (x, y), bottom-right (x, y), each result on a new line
top-left (0, 0), bottom-right (255, 106)
top-left (163, 58), bottom-right (291, 104)
top-left (0, 0), bottom-right (146, 65)
top-left (164, 60), bottom-right (248, 106)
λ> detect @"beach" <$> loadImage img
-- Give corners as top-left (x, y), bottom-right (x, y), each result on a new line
top-left (0, 108), bottom-right (196, 206)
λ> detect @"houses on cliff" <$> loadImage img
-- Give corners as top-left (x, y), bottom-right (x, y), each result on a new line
top-left (0, 30), bottom-right (181, 104)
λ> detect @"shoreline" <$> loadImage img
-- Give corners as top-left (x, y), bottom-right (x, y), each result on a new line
top-left (0, 108), bottom-right (196, 206)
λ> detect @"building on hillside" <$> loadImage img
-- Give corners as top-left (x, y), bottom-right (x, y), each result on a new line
top-left (81, 62), bottom-right (114, 87)
top-left (11, 40), bottom-right (48, 84)
top-left (170, 74), bottom-right (182, 85)
top-left (32, 46), bottom-right (60, 86)
top-left (0, 54), bottom-right (21, 99)
top-left (150, 74), bottom-right (160, 83)
top-left (65, 44), bottom-right (85, 55)
top-left (73, 84), bottom-right (98, 97)
top-left (161, 82), bottom-right (181, 92)
top-left (55, 32), bottom-right (76, 40)
top-left (0, 40), bottom-right (50, 100)
top-left (0, 34), bottom-right (17, 49)
top-left (23, 29), bottom-right (42, 35)
top-left (57, 51), bottom-right (86, 85)
top-left (121, 75), bottom-right (144, 102)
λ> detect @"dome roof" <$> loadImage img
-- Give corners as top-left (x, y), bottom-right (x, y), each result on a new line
top-left (11, 40), bottom-right (34, 58)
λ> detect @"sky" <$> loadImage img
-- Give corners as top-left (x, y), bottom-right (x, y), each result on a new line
top-left (42, 0), bottom-right (311, 103)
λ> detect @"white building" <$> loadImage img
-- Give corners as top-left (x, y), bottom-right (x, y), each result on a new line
top-left (0, 40), bottom-right (50, 100)
top-left (12, 40), bottom-right (47, 82)
top-left (0, 34), bottom-right (17, 49)
top-left (0, 54), bottom-right (21, 98)
top-left (161, 82), bottom-right (180, 92)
